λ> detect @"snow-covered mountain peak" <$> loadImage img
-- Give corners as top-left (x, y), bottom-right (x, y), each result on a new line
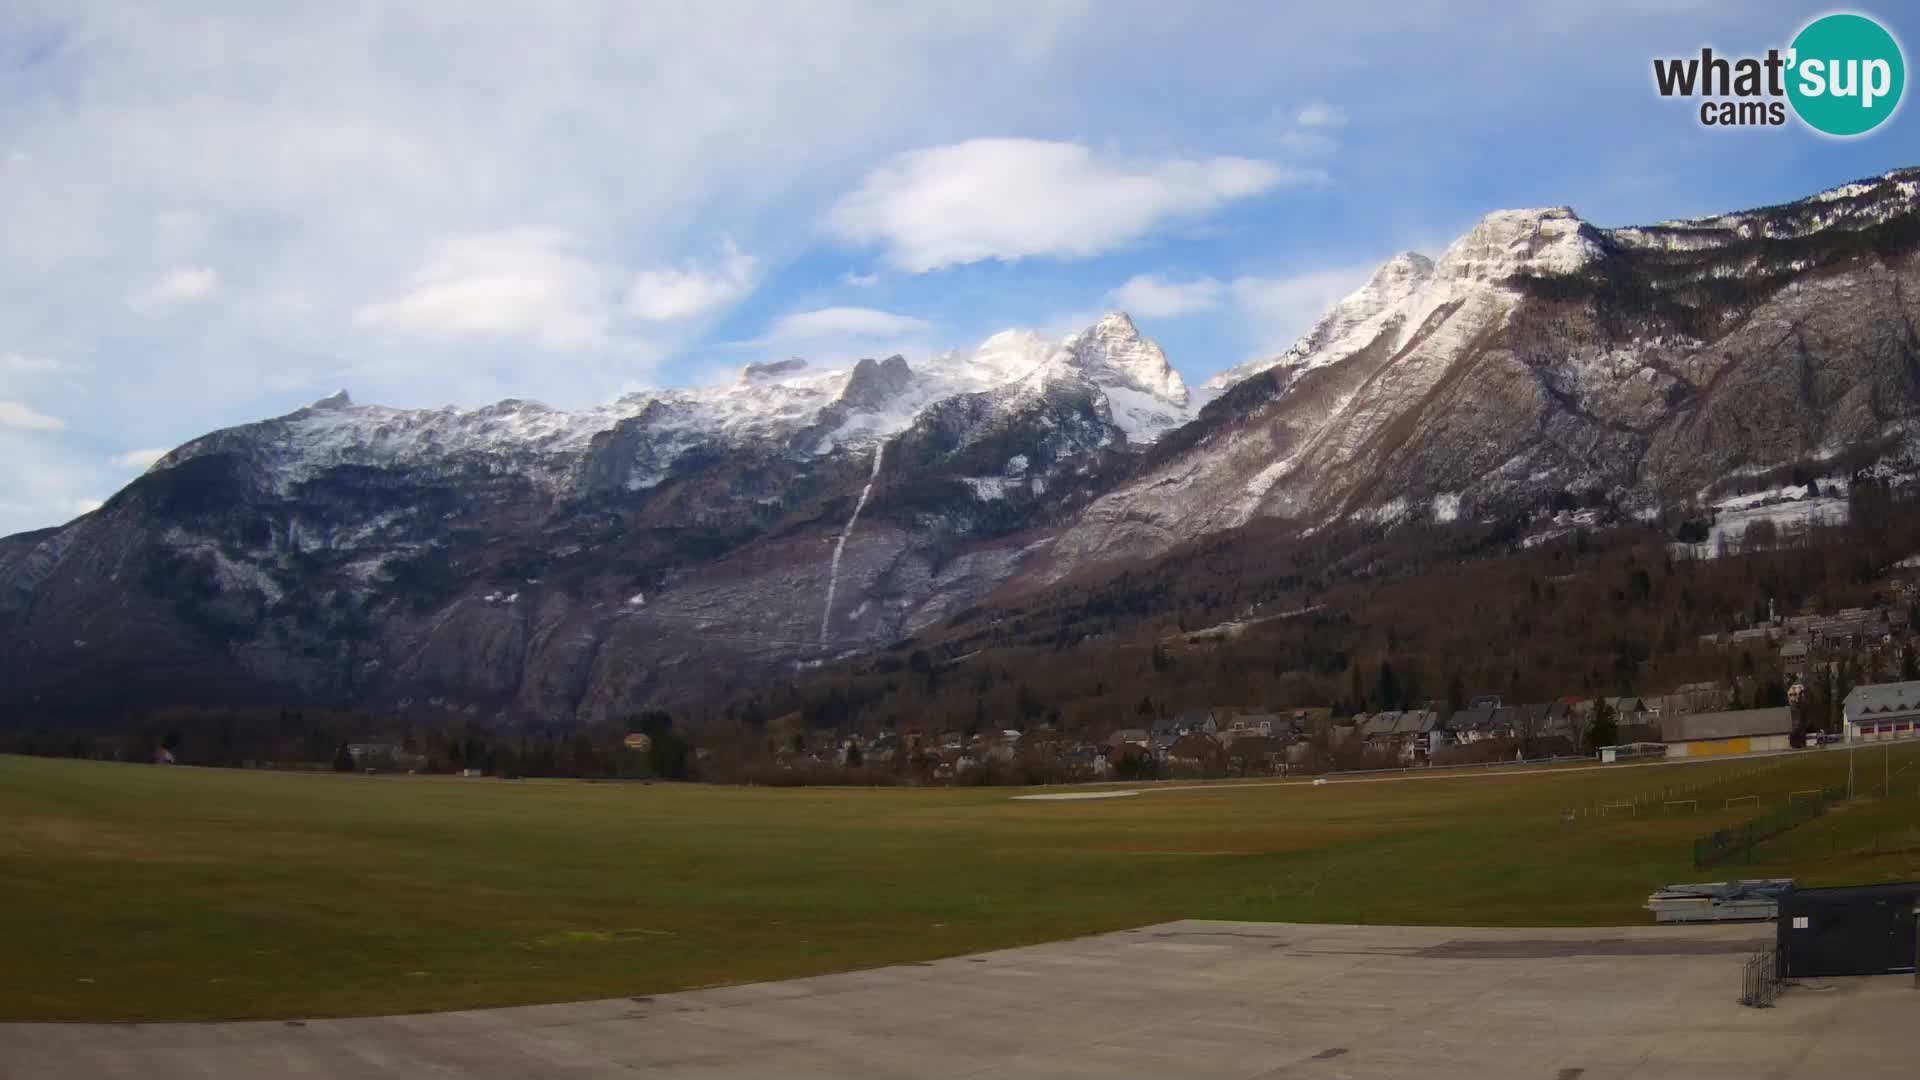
top-left (1193, 209), bottom-right (1605, 400)
top-left (149, 313), bottom-right (1189, 496)
top-left (946, 328), bottom-right (1057, 385)
top-left (1436, 203), bottom-right (1612, 282)
top-left (1433, 206), bottom-right (1602, 283)
top-left (1369, 252), bottom-right (1435, 290)
top-left (836, 355), bottom-right (916, 413)
top-left (1065, 311), bottom-right (1188, 407)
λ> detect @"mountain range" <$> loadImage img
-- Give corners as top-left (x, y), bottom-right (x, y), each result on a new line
top-left (5, 168), bottom-right (1918, 726)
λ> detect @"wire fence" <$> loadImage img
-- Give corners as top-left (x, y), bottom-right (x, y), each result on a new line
top-left (1740, 949), bottom-right (1781, 1008)
top-left (1751, 823), bottom-right (1920, 863)
top-left (1692, 786), bottom-right (1844, 866)
top-left (1562, 758), bottom-right (1794, 821)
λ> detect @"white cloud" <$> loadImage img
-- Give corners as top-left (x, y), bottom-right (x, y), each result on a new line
top-left (110, 447), bottom-right (168, 469)
top-left (129, 267), bottom-right (219, 309)
top-left (627, 241), bottom-right (755, 322)
top-left (2, 353), bottom-right (65, 376)
top-left (1107, 274), bottom-right (1226, 318)
top-left (753, 305), bottom-right (934, 364)
top-left (1295, 103), bottom-right (1348, 128)
top-left (769, 306), bottom-right (931, 340)
top-left (71, 498), bottom-right (104, 516)
top-left (841, 271), bottom-right (880, 288)
top-left (354, 228), bottom-right (612, 349)
top-left (828, 138), bottom-right (1314, 272)
top-left (0, 401), bottom-right (67, 431)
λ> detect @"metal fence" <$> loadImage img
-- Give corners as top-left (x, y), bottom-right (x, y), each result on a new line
top-left (1752, 821), bottom-right (1920, 863)
top-left (1740, 949), bottom-right (1781, 1007)
top-left (1692, 786), bottom-right (1843, 867)
top-left (1562, 757), bottom-right (1795, 821)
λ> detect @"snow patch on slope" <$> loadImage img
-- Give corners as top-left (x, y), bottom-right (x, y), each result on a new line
top-left (819, 440), bottom-right (888, 646)
top-left (153, 313), bottom-right (1195, 494)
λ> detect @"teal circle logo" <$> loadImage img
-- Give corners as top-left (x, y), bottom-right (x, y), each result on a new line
top-left (1787, 13), bottom-right (1905, 136)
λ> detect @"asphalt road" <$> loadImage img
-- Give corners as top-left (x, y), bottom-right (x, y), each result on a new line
top-left (4, 920), bottom-right (1914, 1079)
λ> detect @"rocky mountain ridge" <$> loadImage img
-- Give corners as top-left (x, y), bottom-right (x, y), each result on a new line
top-left (1045, 168), bottom-right (1920, 577)
top-left (4, 168), bottom-right (1918, 725)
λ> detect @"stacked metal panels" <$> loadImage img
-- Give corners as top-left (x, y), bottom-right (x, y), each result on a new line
top-left (1646, 879), bottom-right (1794, 923)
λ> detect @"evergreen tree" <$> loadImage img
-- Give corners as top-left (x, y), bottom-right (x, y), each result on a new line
top-left (1377, 660), bottom-right (1401, 711)
top-left (1587, 699), bottom-right (1617, 754)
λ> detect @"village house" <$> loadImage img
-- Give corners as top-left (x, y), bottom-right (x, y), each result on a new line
top-left (1167, 732), bottom-right (1224, 773)
top-left (1173, 709), bottom-right (1220, 736)
top-left (1843, 681), bottom-right (1920, 744)
top-left (1600, 698), bottom-right (1660, 744)
top-left (864, 734), bottom-right (899, 765)
top-left (1359, 711), bottom-right (1403, 754)
top-left (1394, 709), bottom-right (1443, 764)
top-left (1081, 744), bottom-right (1115, 778)
top-left (1225, 734), bottom-right (1287, 776)
top-left (1513, 703), bottom-right (1575, 754)
top-left (1106, 739), bottom-right (1155, 773)
top-left (1779, 637), bottom-right (1811, 676)
top-left (1601, 696), bottom-right (1646, 721)
top-left (1651, 682), bottom-right (1726, 720)
top-left (982, 738), bottom-right (1018, 765)
top-left (930, 747), bottom-right (980, 779)
top-left (1446, 702), bottom-right (1504, 743)
top-left (1226, 712), bottom-right (1285, 738)
top-left (1353, 709), bottom-right (1445, 763)
top-left (1462, 702), bottom-right (1529, 743)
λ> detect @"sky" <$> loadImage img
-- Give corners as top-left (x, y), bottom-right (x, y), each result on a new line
top-left (1, 1), bottom-right (1916, 536)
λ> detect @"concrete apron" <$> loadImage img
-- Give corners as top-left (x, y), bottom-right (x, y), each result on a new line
top-left (2, 920), bottom-right (1916, 1080)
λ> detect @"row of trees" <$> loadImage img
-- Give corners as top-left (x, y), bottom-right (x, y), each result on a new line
top-left (1, 707), bottom-right (698, 781)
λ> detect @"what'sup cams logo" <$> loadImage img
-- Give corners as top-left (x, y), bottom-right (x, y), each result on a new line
top-left (1653, 12), bottom-right (1905, 136)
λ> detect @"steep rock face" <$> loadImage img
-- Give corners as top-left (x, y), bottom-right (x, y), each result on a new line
top-left (1043, 169), bottom-right (1920, 577)
top-left (1070, 314), bottom-right (1187, 399)
top-left (836, 355), bottom-right (917, 412)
